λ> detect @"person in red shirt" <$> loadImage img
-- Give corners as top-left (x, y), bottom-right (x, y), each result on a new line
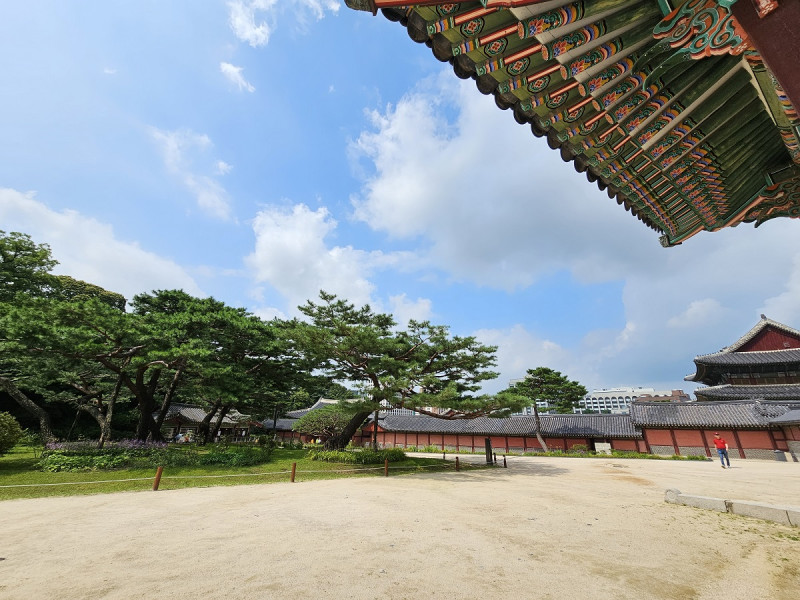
top-left (713, 433), bottom-right (730, 468)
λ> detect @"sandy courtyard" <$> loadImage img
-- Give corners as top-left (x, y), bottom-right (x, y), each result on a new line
top-left (1, 455), bottom-right (799, 600)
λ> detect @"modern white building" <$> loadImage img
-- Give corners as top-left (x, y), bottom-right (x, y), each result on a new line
top-left (577, 387), bottom-right (689, 414)
top-left (511, 386), bottom-right (690, 416)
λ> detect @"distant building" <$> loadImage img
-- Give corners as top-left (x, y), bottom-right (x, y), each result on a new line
top-left (577, 387), bottom-right (689, 415)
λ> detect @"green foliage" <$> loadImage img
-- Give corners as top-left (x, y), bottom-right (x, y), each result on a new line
top-left (50, 275), bottom-right (126, 310)
top-left (0, 231), bottom-right (58, 301)
top-left (37, 442), bottom-right (273, 472)
top-left (308, 447), bottom-right (406, 464)
top-left (0, 412), bottom-right (24, 455)
top-left (292, 403), bottom-right (353, 438)
top-left (503, 367), bottom-right (588, 414)
top-left (198, 445), bottom-right (272, 467)
top-left (293, 291), bottom-right (525, 448)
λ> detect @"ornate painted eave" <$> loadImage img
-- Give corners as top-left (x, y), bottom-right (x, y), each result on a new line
top-left (346, 0), bottom-right (800, 246)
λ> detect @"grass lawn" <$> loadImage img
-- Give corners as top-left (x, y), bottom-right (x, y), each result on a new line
top-left (0, 445), bottom-right (469, 501)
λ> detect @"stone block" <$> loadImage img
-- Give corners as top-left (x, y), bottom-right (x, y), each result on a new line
top-left (678, 494), bottom-right (729, 512)
top-left (727, 500), bottom-right (792, 526)
top-left (786, 508), bottom-right (800, 527)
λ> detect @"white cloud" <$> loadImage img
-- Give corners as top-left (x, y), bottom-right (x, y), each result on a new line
top-left (220, 62), bottom-right (255, 92)
top-left (350, 73), bottom-right (652, 292)
top-left (475, 325), bottom-right (573, 393)
top-left (149, 127), bottom-right (233, 220)
top-left (245, 203), bottom-right (416, 313)
top-left (215, 160), bottom-right (233, 175)
top-left (0, 189), bottom-right (204, 302)
top-left (103, 67), bottom-right (116, 75)
top-left (760, 254), bottom-right (800, 325)
top-left (389, 293), bottom-right (433, 327)
top-left (227, 0), bottom-right (339, 47)
top-left (349, 71), bottom-right (800, 393)
top-left (667, 299), bottom-right (727, 329)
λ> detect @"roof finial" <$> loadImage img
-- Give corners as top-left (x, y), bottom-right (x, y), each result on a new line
top-left (761, 313), bottom-right (767, 319)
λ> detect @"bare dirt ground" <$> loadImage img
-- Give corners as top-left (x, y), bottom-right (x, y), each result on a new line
top-left (1, 455), bottom-right (799, 600)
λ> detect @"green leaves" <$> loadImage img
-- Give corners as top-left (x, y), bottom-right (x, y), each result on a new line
top-left (295, 291), bottom-right (513, 423)
top-left (504, 367), bottom-right (588, 414)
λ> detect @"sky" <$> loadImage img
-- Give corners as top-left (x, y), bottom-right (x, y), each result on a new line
top-left (2, 1), bottom-right (799, 398)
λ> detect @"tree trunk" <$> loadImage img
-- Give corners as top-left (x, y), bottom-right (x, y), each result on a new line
top-left (198, 401), bottom-right (220, 445)
top-left (77, 404), bottom-right (111, 449)
top-left (132, 368), bottom-right (163, 442)
top-left (212, 405), bottom-right (231, 441)
top-left (0, 376), bottom-right (54, 442)
top-left (154, 366), bottom-right (183, 432)
top-left (371, 409), bottom-right (379, 450)
top-left (325, 410), bottom-right (372, 450)
top-left (533, 403), bottom-right (548, 453)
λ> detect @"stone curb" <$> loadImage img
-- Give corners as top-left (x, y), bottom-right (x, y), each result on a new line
top-left (665, 488), bottom-right (800, 527)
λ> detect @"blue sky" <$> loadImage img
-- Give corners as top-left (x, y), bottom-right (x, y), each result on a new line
top-left (2, 1), bottom-right (799, 396)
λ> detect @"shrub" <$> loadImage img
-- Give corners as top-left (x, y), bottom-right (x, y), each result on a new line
top-left (308, 448), bottom-right (406, 464)
top-left (0, 412), bottom-right (24, 456)
top-left (198, 445), bottom-right (272, 467)
top-left (36, 439), bottom-right (272, 471)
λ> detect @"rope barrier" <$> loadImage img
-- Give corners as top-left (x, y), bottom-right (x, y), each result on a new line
top-left (0, 477), bottom-right (153, 488)
top-left (0, 461), bottom-right (461, 490)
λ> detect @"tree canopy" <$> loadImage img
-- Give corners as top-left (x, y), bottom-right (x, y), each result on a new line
top-left (502, 367), bottom-right (587, 451)
top-left (294, 291), bottom-right (525, 448)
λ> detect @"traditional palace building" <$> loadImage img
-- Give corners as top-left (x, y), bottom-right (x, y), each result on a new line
top-left (267, 317), bottom-right (800, 461)
top-left (686, 315), bottom-right (800, 402)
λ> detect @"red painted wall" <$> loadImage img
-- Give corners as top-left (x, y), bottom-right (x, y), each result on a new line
top-left (737, 327), bottom-right (800, 352)
top-left (644, 430), bottom-right (674, 446)
top-left (736, 430), bottom-right (773, 449)
top-left (674, 429), bottom-right (704, 446)
top-left (612, 439), bottom-right (638, 451)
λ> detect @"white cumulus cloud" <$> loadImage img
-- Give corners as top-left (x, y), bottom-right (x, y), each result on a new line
top-left (245, 202), bottom-right (417, 314)
top-left (0, 188), bottom-right (204, 301)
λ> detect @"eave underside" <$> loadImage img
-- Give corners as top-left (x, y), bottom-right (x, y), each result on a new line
top-left (349, 0), bottom-right (800, 246)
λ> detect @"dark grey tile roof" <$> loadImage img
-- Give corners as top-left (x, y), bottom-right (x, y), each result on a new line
top-left (159, 403), bottom-right (248, 426)
top-left (380, 414), bottom-right (641, 439)
top-left (694, 384), bottom-right (800, 401)
top-left (261, 417), bottom-right (299, 431)
top-left (770, 410), bottom-right (800, 425)
top-left (629, 400), bottom-right (800, 428)
top-left (693, 348), bottom-right (800, 366)
top-left (285, 398), bottom-right (351, 418)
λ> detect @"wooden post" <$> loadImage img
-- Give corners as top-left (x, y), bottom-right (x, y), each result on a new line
top-left (503, 455), bottom-right (507, 468)
top-left (442, 451), bottom-right (446, 460)
top-left (384, 458), bottom-right (389, 477)
top-left (493, 452), bottom-right (497, 465)
top-left (455, 456), bottom-right (460, 472)
top-left (290, 462), bottom-right (297, 482)
top-left (152, 466), bottom-right (163, 491)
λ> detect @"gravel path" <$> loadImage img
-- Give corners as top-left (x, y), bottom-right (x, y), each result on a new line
top-left (1, 456), bottom-right (798, 600)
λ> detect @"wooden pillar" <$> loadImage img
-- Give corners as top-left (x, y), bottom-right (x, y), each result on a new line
top-left (669, 428), bottom-right (680, 456)
top-left (701, 430), bottom-right (711, 457)
top-left (731, 429), bottom-right (746, 459)
top-left (767, 428), bottom-right (779, 451)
